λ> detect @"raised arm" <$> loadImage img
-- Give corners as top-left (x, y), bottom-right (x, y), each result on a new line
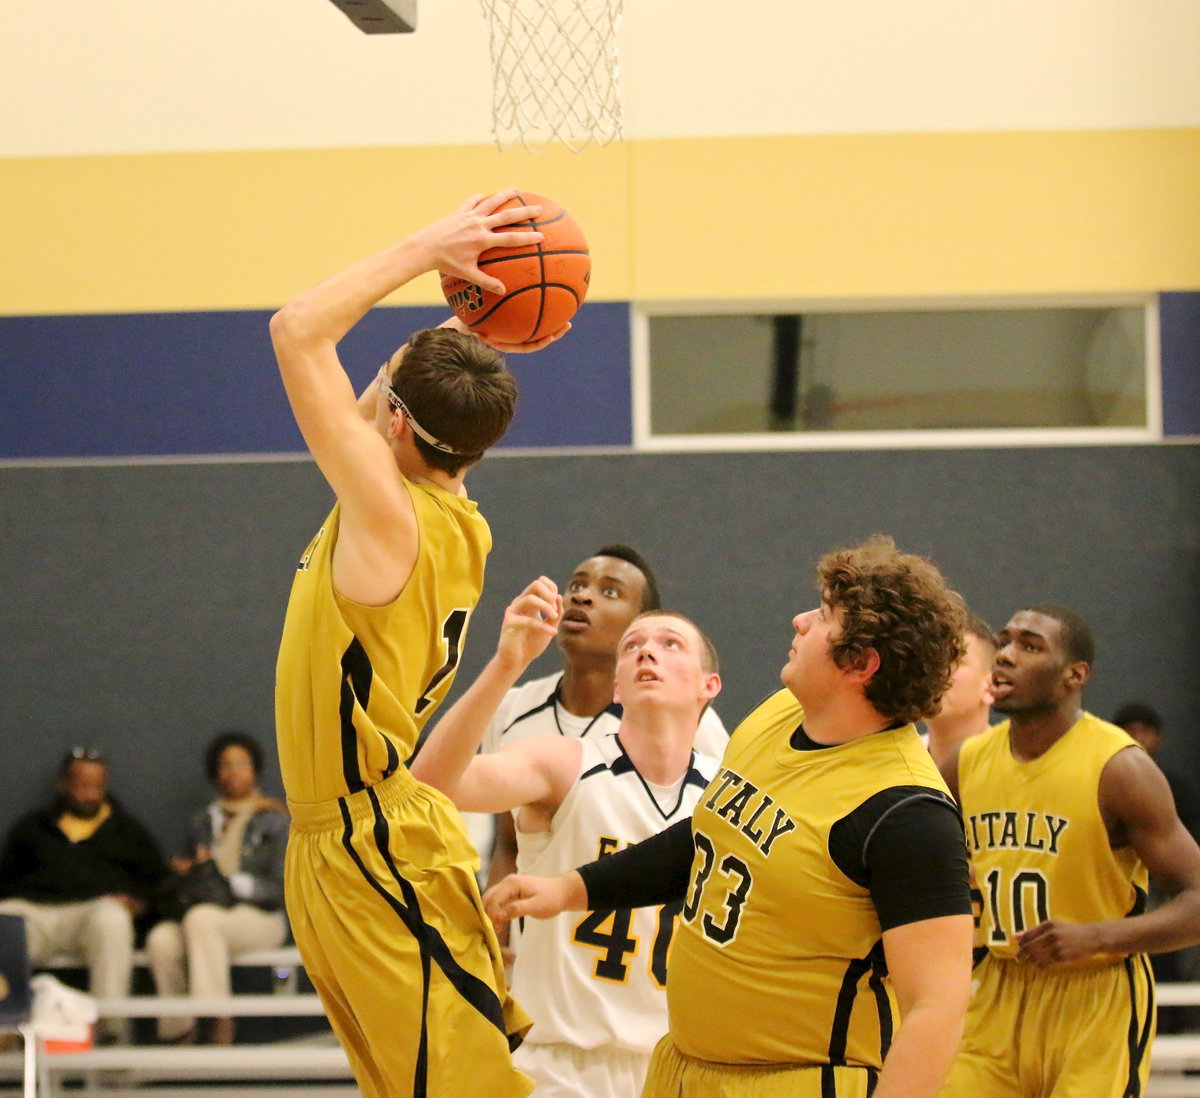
top-left (410, 576), bottom-right (562, 800)
top-left (448, 736), bottom-right (584, 816)
top-left (268, 192), bottom-right (545, 599)
top-left (271, 192), bottom-right (542, 503)
top-left (1018, 745), bottom-right (1200, 964)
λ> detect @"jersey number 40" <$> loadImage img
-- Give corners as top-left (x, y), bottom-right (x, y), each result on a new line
top-left (571, 902), bottom-right (680, 987)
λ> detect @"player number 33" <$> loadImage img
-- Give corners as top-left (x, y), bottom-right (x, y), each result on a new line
top-left (682, 831), bottom-right (754, 946)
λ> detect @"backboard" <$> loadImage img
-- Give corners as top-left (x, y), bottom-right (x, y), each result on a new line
top-left (325, 0), bottom-right (416, 34)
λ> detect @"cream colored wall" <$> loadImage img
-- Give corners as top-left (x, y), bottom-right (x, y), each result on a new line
top-left (3, 0), bottom-right (1198, 154)
top-left (625, 1), bottom-right (1200, 138)
top-left (2, 0), bottom-right (1198, 313)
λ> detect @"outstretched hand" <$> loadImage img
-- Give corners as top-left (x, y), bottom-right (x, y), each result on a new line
top-left (483, 871), bottom-right (586, 930)
top-left (495, 576), bottom-right (562, 673)
top-left (415, 190), bottom-right (543, 296)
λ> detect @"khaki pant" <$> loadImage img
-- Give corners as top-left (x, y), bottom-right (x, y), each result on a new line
top-left (0, 896), bottom-right (134, 1041)
top-left (145, 903), bottom-right (287, 1040)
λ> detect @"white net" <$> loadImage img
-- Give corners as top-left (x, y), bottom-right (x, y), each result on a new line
top-left (478, 0), bottom-right (624, 153)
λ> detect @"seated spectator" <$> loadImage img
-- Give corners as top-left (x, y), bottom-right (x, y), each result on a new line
top-left (146, 731), bottom-right (289, 1045)
top-left (0, 747), bottom-right (166, 1044)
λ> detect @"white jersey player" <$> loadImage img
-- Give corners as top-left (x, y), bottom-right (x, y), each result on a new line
top-left (512, 733), bottom-right (719, 1069)
top-left (482, 669), bottom-right (729, 758)
top-left (462, 546), bottom-right (728, 881)
top-left (412, 581), bottom-right (723, 1098)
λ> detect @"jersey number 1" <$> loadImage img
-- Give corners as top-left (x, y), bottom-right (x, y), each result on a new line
top-left (415, 609), bottom-right (470, 717)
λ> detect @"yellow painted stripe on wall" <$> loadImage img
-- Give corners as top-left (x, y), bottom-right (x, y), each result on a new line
top-left (2, 130), bottom-right (1197, 315)
top-left (0, 144), bottom-right (634, 315)
top-left (630, 130), bottom-right (1200, 299)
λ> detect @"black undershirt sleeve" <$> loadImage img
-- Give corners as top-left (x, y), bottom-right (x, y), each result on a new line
top-left (829, 787), bottom-right (972, 932)
top-left (576, 817), bottom-right (695, 910)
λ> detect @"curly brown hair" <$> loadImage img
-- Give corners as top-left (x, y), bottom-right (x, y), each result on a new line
top-left (818, 535), bottom-right (966, 724)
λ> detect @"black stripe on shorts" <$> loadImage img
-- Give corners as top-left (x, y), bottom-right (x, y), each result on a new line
top-left (338, 796), bottom-right (429, 1096)
top-left (339, 638), bottom-right (373, 794)
top-left (820, 1064), bottom-right (880, 1098)
top-left (336, 790), bottom-right (510, 1093)
top-left (1123, 953), bottom-right (1154, 1097)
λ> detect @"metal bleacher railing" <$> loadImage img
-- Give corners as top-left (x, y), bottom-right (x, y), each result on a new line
top-left (0, 946), bottom-right (352, 1096)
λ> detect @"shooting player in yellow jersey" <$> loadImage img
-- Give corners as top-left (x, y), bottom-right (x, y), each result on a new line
top-left (939, 604), bottom-right (1200, 1098)
top-left (270, 191), bottom-right (567, 1098)
top-left (486, 536), bottom-right (976, 1098)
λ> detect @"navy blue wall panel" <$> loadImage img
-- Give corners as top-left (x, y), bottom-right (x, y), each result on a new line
top-left (0, 302), bottom-right (632, 460)
top-left (1161, 292), bottom-right (1200, 437)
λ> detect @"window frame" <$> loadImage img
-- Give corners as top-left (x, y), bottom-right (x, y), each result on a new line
top-left (632, 294), bottom-right (1161, 452)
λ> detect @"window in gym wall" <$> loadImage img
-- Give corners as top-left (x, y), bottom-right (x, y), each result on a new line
top-left (636, 300), bottom-right (1154, 448)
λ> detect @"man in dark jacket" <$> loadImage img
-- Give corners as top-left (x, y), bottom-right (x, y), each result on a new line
top-left (0, 747), bottom-right (165, 1041)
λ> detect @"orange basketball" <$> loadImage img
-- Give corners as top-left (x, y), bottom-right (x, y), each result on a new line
top-left (441, 191), bottom-right (589, 345)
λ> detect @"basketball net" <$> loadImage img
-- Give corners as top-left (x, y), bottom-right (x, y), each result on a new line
top-left (477, 0), bottom-right (624, 154)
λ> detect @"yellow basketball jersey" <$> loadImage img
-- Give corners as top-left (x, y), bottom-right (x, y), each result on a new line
top-left (667, 688), bottom-right (953, 1069)
top-left (275, 481), bottom-right (490, 804)
top-left (958, 712), bottom-right (1148, 967)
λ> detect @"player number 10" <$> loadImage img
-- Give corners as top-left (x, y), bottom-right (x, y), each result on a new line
top-left (983, 866), bottom-right (1050, 943)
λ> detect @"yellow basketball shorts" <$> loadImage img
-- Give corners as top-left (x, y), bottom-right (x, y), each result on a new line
top-left (642, 1036), bottom-right (879, 1098)
top-left (286, 768), bottom-right (533, 1098)
top-left (939, 953), bottom-right (1155, 1098)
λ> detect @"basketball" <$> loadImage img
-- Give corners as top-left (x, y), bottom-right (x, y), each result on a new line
top-left (441, 191), bottom-right (590, 345)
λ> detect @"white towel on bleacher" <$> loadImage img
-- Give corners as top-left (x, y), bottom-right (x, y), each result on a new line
top-left (30, 973), bottom-right (98, 1043)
